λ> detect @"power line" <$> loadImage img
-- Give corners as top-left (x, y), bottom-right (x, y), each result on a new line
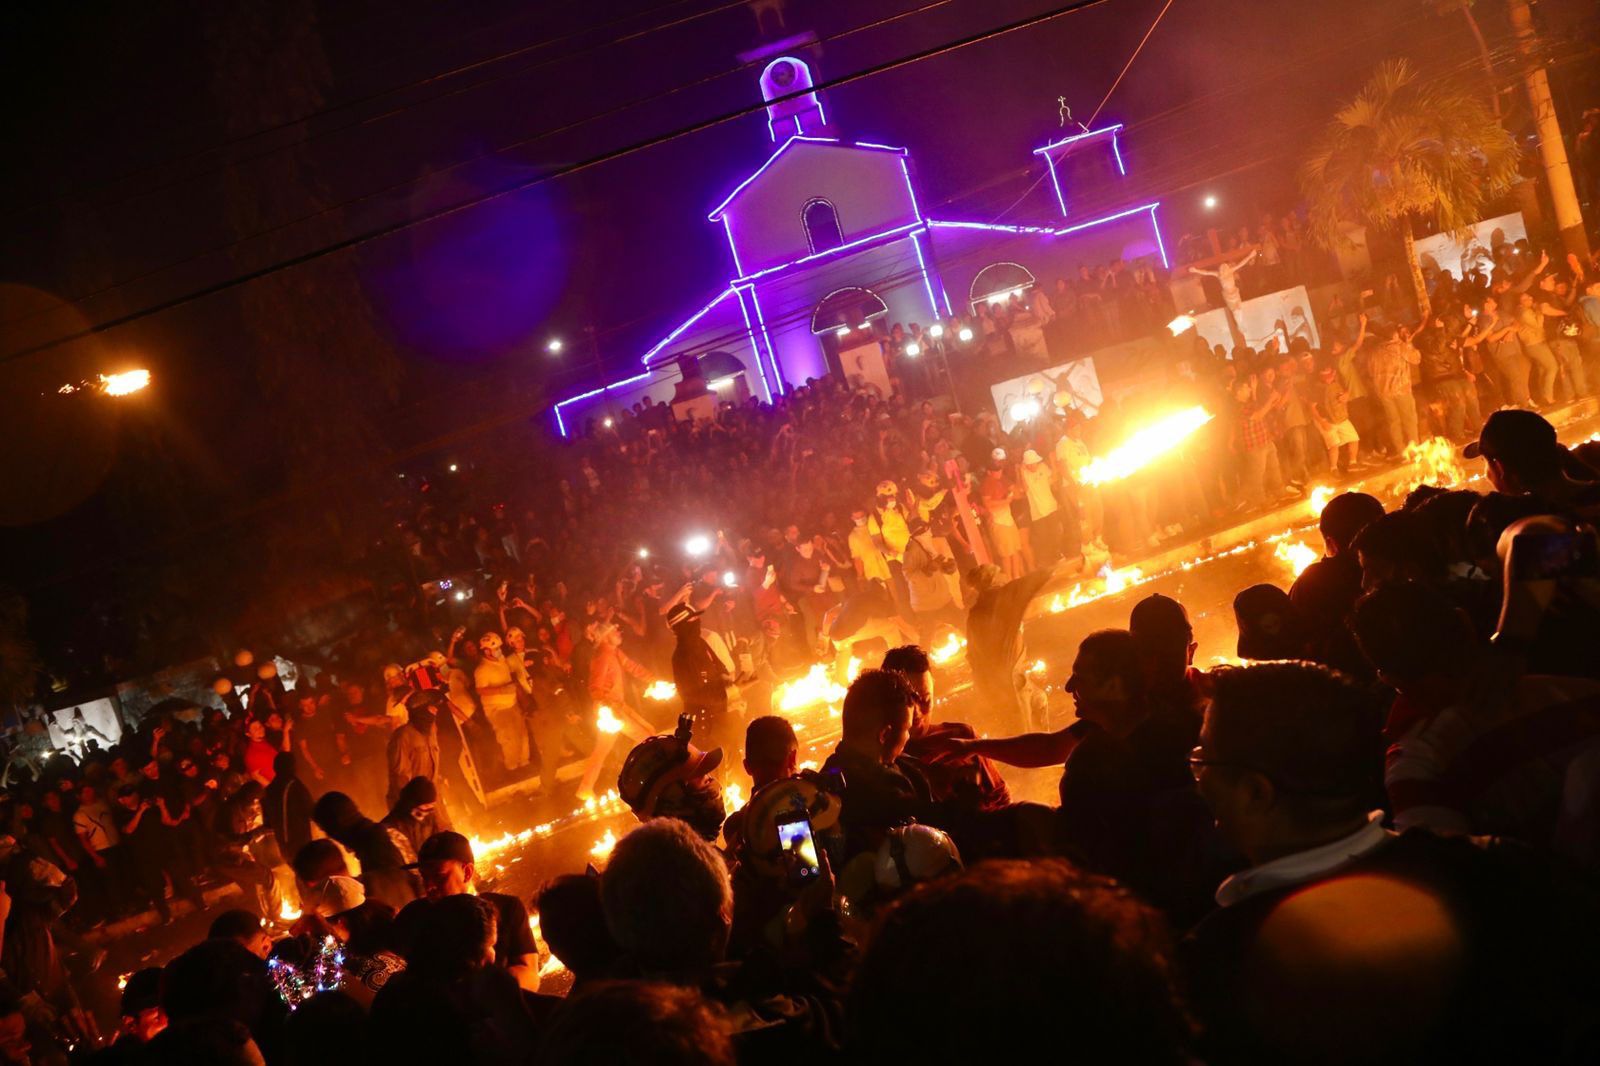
top-left (3, 0), bottom-right (750, 223)
top-left (1, 0), bottom-right (1111, 366)
top-left (1, 0), bottom-right (959, 339)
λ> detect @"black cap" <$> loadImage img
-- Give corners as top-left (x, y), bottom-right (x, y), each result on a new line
top-left (1463, 409), bottom-right (1558, 463)
top-left (416, 830), bottom-right (474, 866)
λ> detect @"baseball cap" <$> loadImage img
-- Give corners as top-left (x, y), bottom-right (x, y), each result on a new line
top-left (990, 447), bottom-right (1007, 463)
top-left (618, 734), bottom-right (723, 818)
top-left (1022, 449), bottom-right (1043, 464)
top-left (1462, 409), bottom-right (1557, 462)
top-left (301, 874), bottom-right (368, 917)
top-left (665, 602), bottom-right (703, 629)
top-left (416, 830), bottom-right (475, 866)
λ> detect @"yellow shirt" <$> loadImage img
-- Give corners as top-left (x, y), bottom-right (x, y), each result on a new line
top-left (849, 523), bottom-right (892, 582)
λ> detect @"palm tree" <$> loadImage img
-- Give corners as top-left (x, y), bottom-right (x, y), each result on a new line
top-left (1302, 59), bottom-right (1518, 317)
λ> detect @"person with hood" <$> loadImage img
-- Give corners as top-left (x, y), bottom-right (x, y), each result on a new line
top-left (475, 631), bottom-right (534, 776)
top-left (387, 690), bottom-right (449, 822)
top-left (261, 751), bottom-right (313, 862)
top-left (382, 776), bottom-right (451, 857)
top-left (310, 791), bottom-right (420, 910)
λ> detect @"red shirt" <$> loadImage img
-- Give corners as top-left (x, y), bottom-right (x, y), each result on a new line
top-left (244, 739), bottom-right (278, 783)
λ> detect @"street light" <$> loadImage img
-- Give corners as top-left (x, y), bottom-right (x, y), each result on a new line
top-left (684, 533), bottom-right (712, 557)
top-left (546, 338), bottom-right (564, 355)
top-left (637, 548), bottom-right (650, 559)
top-left (1202, 195), bottom-right (1218, 210)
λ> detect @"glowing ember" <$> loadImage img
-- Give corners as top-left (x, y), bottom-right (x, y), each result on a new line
top-left (100, 369), bottom-right (152, 396)
top-left (723, 782), bottom-right (746, 811)
top-left (1274, 539), bottom-right (1318, 578)
top-left (1079, 407), bottom-right (1213, 486)
top-left (117, 973), bottom-right (131, 991)
top-left (1027, 659), bottom-right (1047, 675)
top-left (642, 680), bottom-right (678, 701)
top-left (595, 705), bottom-right (623, 734)
top-left (1308, 485), bottom-right (1335, 517)
top-left (279, 899), bottom-right (302, 922)
top-left (776, 663), bottom-right (847, 712)
top-left (589, 828), bottom-right (618, 863)
top-left (929, 632), bottom-right (967, 665)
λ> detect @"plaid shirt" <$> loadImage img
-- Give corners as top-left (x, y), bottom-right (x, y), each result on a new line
top-left (1366, 338), bottom-right (1418, 397)
top-left (1238, 405), bottom-right (1272, 451)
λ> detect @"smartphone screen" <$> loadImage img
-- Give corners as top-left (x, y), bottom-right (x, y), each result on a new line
top-left (1510, 532), bottom-right (1600, 581)
top-left (775, 815), bottom-right (821, 885)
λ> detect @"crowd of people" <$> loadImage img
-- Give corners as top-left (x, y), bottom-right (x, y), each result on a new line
top-left (5, 212), bottom-right (1600, 1061)
top-left (6, 399), bottom-right (1600, 1063)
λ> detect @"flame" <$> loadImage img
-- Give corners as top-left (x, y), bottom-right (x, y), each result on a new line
top-left (642, 680), bottom-right (677, 701)
top-left (1397, 437), bottom-right (1469, 496)
top-left (100, 369), bottom-right (151, 396)
top-left (845, 656), bottom-right (863, 681)
top-left (589, 828), bottom-right (618, 863)
top-left (279, 899), bottom-right (302, 922)
top-left (929, 632), bottom-right (967, 665)
top-left (723, 782), bottom-right (746, 811)
top-left (1048, 594), bottom-right (1066, 613)
top-left (1309, 485), bottom-right (1335, 517)
top-left (1080, 406), bottom-right (1213, 486)
top-left (1274, 539), bottom-right (1318, 578)
top-left (467, 828), bottom-right (536, 864)
top-left (117, 973), bottom-right (131, 991)
top-left (538, 954), bottom-right (568, 978)
top-left (776, 663), bottom-right (848, 712)
top-left (1027, 659), bottom-right (1047, 675)
top-left (595, 705), bottom-right (623, 734)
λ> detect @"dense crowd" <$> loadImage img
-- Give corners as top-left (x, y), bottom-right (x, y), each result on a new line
top-left (7, 398), bottom-right (1600, 1064)
top-left (3, 226), bottom-right (1600, 1063)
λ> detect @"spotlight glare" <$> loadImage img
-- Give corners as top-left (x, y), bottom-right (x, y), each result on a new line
top-left (684, 533), bottom-right (712, 557)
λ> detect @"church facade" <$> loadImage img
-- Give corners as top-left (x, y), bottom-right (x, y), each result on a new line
top-left (551, 56), bottom-right (1167, 436)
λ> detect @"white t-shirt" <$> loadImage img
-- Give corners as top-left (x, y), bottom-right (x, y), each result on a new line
top-left (1021, 464), bottom-right (1058, 519)
top-left (74, 801), bottom-right (120, 851)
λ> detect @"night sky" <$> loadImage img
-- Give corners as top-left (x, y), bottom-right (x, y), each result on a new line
top-left (2, 0), bottom-right (1596, 660)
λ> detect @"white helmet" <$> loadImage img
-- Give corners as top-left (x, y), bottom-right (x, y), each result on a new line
top-left (873, 824), bottom-right (962, 891)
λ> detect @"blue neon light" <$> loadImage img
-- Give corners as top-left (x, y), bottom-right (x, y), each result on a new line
top-left (641, 289), bottom-right (736, 366)
top-left (733, 286), bottom-right (774, 402)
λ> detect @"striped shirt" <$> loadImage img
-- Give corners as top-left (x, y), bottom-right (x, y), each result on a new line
top-left (1385, 675), bottom-right (1600, 860)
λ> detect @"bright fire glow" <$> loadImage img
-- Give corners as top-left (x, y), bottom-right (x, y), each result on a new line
top-left (776, 663), bottom-right (847, 712)
top-left (845, 656), bottom-right (863, 681)
top-left (538, 954), bottom-right (567, 978)
top-left (1309, 484), bottom-right (1335, 517)
top-left (1027, 659), bottom-right (1047, 675)
top-left (1274, 539), bottom-right (1318, 578)
top-left (589, 828), bottom-right (618, 863)
top-left (684, 533), bottom-right (712, 557)
top-left (1079, 407), bottom-right (1213, 486)
top-left (642, 680), bottom-right (678, 701)
top-left (929, 632), bottom-right (967, 665)
top-left (101, 369), bottom-right (151, 396)
top-left (1167, 314), bottom-right (1196, 336)
top-left (596, 705), bottom-right (623, 734)
top-left (117, 973), bottom-right (131, 991)
top-left (279, 899), bottom-right (302, 922)
top-left (723, 782), bottom-right (746, 811)
top-left (1397, 437), bottom-right (1469, 497)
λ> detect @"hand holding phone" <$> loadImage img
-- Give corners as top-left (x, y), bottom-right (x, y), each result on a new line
top-left (775, 813), bottom-right (822, 887)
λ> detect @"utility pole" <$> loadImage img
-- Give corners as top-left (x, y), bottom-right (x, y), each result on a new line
top-left (1507, 0), bottom-right (1590, 259)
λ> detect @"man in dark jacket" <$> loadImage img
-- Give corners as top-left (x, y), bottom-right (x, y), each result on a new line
top-left (310, 791), bottom-right (420, 910)
top-left (261, 751), bottom-right (313, 862)
top-left (668, 602), bottom-right (733, 755)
